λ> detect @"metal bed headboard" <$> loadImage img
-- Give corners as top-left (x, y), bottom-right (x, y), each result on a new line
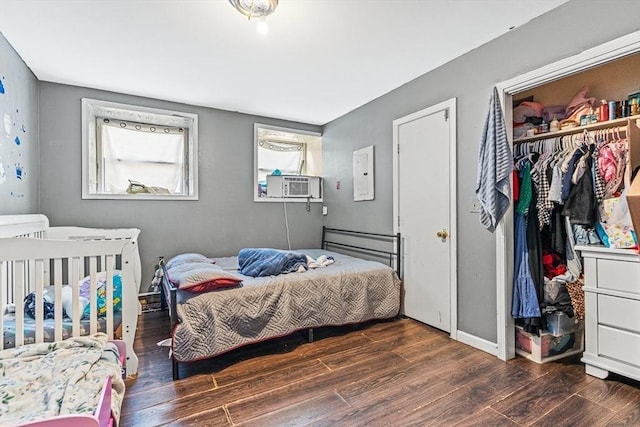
top-left (321, 226), bottom-right (401, 279)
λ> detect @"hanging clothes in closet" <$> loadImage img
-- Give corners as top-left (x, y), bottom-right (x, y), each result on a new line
top-left (512, 160), bottom-right (542, 332)
top-left (512, 127), bottom-right (629, 334)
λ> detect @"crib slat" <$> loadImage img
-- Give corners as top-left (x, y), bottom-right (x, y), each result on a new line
top-left (53, 258), bottom-right (63, 342)
top-left (89, 257), bottom-right (98, 335)
top-left (105, 255), bottom-right (114, 340)
top-left (7, 262), bottom-right (14, 306)
top-left (89, 257), bottom-right (99, 334)
top-left (15, 261), bottom-right (25, 347)
top-left (34, 259), bottom-right (45, 343)
top-left (71, 256), bottom-right (81, 337)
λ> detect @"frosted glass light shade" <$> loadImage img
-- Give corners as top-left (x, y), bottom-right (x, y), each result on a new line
top-left (228, 0), bottom-right (278, 19)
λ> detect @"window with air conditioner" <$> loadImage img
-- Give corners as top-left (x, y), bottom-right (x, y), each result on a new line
top-left (254, 123), bottom-right (322, 201)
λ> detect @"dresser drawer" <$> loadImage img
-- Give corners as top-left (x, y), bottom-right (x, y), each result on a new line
top-left (596, 258), bottom-right (640, 295)
top-left (598, 295), bottom-right (640, 333)
top-left (598, 325), bottom-right (640, 366)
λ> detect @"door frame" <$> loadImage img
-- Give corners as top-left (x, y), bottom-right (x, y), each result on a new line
top-left (494, 30), bottom-right (640, 360)
top-left (392, 98), bottom-right (458, 339)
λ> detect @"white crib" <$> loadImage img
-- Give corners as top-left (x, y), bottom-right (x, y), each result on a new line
top-left (0, 214), bottom-right (140, 377)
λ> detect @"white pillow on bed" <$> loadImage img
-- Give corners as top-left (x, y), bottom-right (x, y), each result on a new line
top-left (165, 253), bottom-right (215, 270)
top-left (166, 262), bottom-right (242, 293)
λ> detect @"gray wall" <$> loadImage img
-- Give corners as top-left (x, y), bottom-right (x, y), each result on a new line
top-left (38, 83), bottom-right (322, 291)
top-left (322, 0), bottom-right (640, 343)
top-left (0, 32), bottom-right (39, 214)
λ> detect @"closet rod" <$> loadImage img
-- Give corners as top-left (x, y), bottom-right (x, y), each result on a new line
top-left (515, 125), bottom-right (628, 145)
top-left (514, 115), bottom-right (638, 144)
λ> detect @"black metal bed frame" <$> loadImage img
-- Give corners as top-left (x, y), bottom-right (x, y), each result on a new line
top-left (160, 226), bottom-right (402, 380)
top-left (321, 226), bottom-right (402, 280)
top-left (159, 260), bottom-right (180, 380)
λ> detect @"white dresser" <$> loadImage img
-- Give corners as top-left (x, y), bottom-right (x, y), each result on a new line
top-left (577, 245), bottom-right (640, 381)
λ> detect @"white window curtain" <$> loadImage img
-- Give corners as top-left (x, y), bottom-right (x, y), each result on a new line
top-left (257, 141), bottom-right (303, 183)
top-left (100, 120), bottom-right (185, 194)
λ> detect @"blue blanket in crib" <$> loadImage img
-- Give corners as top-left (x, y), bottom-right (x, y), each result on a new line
top-left (238, 248), bottom-right (308, 277)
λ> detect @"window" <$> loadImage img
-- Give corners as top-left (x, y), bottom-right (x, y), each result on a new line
top-left (82, 98), bottom-right (198, 200)
top-left (254, 124), bottom-right (323, 201)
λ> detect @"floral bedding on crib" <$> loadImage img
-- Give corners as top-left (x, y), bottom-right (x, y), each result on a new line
top-left (0, 333), bottom-right (125, 426)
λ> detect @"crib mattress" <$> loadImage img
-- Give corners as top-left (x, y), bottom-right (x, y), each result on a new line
top-left (2, 312), bottom-right (122, 349)
top-left (171, 249), bottom-right (401, 363)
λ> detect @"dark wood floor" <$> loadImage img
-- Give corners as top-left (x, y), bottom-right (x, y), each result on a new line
top-left (121, 311), bottom-right (640, 426)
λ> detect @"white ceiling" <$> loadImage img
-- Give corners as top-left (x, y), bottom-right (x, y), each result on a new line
top-left (0, 0), bottom-right (568, 125)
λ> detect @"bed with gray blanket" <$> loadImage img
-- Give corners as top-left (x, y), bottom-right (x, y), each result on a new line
top-left (161, 228), bottom-right (401, 379)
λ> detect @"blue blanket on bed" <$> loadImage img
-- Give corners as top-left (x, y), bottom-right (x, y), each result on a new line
top-left (238, 248), bottom-right (308, 277)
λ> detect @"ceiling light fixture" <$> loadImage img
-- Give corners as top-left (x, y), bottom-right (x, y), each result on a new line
top-left (228, 0), bottom-right (278, 20)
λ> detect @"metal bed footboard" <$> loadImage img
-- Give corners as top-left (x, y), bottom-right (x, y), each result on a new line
top-left (321, 226), bottom-right (402, 279)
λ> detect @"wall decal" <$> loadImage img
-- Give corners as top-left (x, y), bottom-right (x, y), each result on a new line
top-left (0, 39), bottom-right (38, 211)
top-left (15, 163), bottom-right (23, 180)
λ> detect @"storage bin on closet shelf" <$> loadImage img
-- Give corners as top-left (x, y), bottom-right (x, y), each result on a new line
top-left (513, 114), bottom-right (640, 169)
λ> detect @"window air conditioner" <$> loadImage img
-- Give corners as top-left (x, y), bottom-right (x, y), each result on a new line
top-left (266, 175), bottom-right (322, 198)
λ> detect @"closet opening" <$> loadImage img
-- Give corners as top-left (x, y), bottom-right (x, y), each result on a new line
top-left (494, 30), bottom-right (640, 362)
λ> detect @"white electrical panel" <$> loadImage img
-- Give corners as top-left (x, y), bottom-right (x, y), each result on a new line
top-left (353, 145), bottom-right (374, 201)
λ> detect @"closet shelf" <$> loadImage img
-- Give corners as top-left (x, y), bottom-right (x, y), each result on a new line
top-left (514, 114), bottom-right (640, 144)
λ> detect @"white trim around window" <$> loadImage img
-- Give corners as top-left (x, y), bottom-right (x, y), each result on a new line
top-left (81, 98), bottom-right (199, 200)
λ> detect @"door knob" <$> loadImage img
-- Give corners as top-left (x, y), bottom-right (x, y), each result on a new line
top-left (436, 229), bottom-right (448, 239)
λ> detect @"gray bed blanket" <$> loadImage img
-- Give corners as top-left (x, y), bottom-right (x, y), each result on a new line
top-left (172, 249), bottom-right (401, 363)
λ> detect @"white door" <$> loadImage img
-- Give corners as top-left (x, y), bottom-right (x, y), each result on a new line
top-left (393, 99), bottom-right (457, 334)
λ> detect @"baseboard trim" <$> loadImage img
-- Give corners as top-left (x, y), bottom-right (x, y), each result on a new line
top-left (456, 330), bottom-right (499, 357)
